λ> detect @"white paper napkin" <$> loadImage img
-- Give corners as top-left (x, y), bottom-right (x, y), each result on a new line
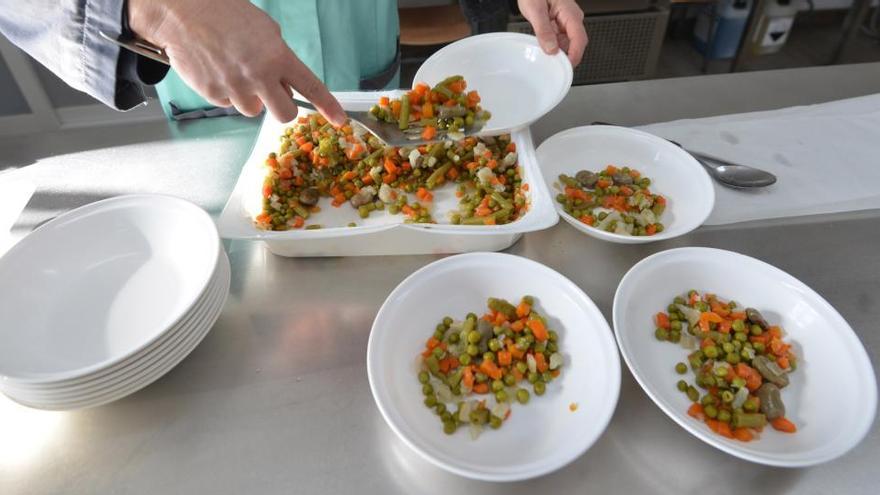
top-left (637, 94), bottom-right (880, 225)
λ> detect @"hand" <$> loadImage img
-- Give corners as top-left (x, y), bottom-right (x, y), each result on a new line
top-left (128, 0), bottom-right (345, 124)
top-left (517, 0), bottom-right (588, 66)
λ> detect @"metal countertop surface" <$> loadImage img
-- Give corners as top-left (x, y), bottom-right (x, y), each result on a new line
top-left (1, 63), bottom-right (878, 494)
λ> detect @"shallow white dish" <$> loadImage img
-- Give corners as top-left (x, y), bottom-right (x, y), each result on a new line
top-left (2, 250), bottom-right (229, 402)
top-left (414, 33), bottom-right (572, 134)
top-left (613, 247), bottom-right (877, 467)
top-left (217, 92), bottom-right (559, 257)
top-left (367, 252), bottom-right (620, 481)
top-left (4, 250), bottom-right (229, 410)
top-left (0, 195), bottom-right (219, 383)
top-left (537, 126), bottom-right (715, 244)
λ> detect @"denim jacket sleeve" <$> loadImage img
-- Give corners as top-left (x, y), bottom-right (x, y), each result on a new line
top-left (0, 0), bottom-right (149, 110)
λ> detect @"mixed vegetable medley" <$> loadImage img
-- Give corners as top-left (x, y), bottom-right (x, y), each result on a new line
top-left (418, 296), bottom-right (563, 438)
top-left (256, 117), bottom-right (528, 230)
top-left (557, 166), bottom-right (666, 236)
top-left (655, 291), bottom-right (799, 441)
top-left (370, 75), bottom-right (491, 141)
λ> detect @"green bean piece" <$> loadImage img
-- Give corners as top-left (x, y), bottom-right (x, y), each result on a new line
top-left (398, 94), bottom-right (411, 130)
top-left (732, 412), bottom-right (767, 429)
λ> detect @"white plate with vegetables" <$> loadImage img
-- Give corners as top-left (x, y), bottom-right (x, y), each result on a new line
top-left (536, 125), bottom-right (715, 244)
top-left (613, 247), bottom-right (877, 466)
top-left (367, 252), bottom-right (620, 481)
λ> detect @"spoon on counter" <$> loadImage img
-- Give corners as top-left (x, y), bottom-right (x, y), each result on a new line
top-left (591, 122), bottom-right (777, 189)
top-left (99, 31), bottom-right (485, 147)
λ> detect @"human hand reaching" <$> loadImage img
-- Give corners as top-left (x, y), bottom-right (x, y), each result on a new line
top-left (128, 0), bottom-right (345, 124)
top-left (518, 0), bottom-right (588, 66)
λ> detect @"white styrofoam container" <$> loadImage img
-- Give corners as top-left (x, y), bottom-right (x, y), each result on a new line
top-left (217, 91), bottom-right (558, 256)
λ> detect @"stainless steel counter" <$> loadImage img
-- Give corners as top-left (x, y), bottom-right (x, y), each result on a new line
top-left (2, 63), bottom-right (879, 494)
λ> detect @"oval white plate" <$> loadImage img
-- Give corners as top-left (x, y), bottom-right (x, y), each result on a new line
top-left (0, 194), bottom-right (219, 382)
top-left (367, 252), bottom-right (620, 481)
top-left (414, 33), bottom-right (572, 134)
top-left (613, 247), bottom-right (877, 466)
top-left (537, 126), bottom-right (715, 244)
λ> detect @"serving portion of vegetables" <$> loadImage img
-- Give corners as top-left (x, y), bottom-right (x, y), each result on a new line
top-left (256, 113), bottom-right (528, 230)
top-left (655, 291), bottom-right (799, 441)
top-left (370, 76), bottom-right (491, 141)
top-left (557, 165), bottom-right (666, 236)
top-left (418, 296), bottom-right (563, 438)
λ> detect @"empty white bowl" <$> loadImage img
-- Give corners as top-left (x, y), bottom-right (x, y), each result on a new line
top-left (367, 252), bottom-right (620, 481)
top-left (537, 126), bottom-right (715, 244)
top-left (613, 247), bottom-right (877, 466)
top-left (0, 195), bottom-right (219, 383)
top-left (414, 33), bottom-right (572, 134)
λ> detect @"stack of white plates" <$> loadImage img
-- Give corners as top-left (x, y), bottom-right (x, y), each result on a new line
top-left (0, 195), bottom-right (229, 410)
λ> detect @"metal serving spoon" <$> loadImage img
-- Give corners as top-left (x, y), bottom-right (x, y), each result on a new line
top-left (590, 122), bottom-right (777, 189)
top-left (99, 31), bottom-right (484, 147)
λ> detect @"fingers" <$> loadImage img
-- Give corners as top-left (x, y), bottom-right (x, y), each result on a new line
top-left (520, 0), bottom-right (559, 54)
top-left (283, 52), bottom-right (346, 126)
top-left (557, 2), bottom-right (587, 66)
top-left (229, 93), bottom-right (264, 117)
top-left (258, 82), bottom-right (300, 123)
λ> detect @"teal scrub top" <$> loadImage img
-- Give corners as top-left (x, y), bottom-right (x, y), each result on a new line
top-left (155, 0), bottom-right (400, 118)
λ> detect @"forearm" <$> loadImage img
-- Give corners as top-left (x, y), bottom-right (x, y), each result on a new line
top-left (0, 0), bottom-right (147, 110)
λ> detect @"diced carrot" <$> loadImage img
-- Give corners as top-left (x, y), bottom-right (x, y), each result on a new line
top-left (516, 302), bottom-right (531, 318)
top-left (255, 212), bottom-right (271, 224)
top-left (706, 419), bottom-right (721, 433)
top-left (390, 100), bottom-right (401, 116)
top-left (646, 224), bottom-right (657, 235)
top-left (462, 367), bottom-right (475, 389)
top-left (292, 216), bottom-right (305, 229)
top-left (426, 336), bottom-right (440, 350)
top-left (378, 96), bottom-right (390, 107)
top-left (551, 369), bottom-right (560, 378)
top-left (700, 338), bottom-right (715, 349)
top-left (438, 358), bottom-right (451, 374)
top-left (580, 215), bottom-right (595, 226)
top-left (449, 80), bottom-right (467, 93)
top-left (512, 368), bottom-right (523, 382)
top-left (497, 350), bottom-right (512, 366)
top-left (384, 158), bottom-right (398, 175)
top-left (698, 312), bottom-right (724, 333)
top-left (422, 102), bottom-right (433, 118)
top-left (446, 167), bottom-right (459, 180)
top-left (718, 320), bottom-right (733, 334)
top-left (401, 205), bottom-right (415, 217)
top-left (687, 403), bottom-right (705, 419)
top-left (473, 382), bottom-right (489, 394)
top-left (770, 417), bottom-right (797, 433)
top-left (716, 422), bottom-right (735, 438)
top-left (521, 183), bottom-right (529, 191)
top-left (767, 326), bottom-right (782, 339)
top-left (534, 353), bottom-right (548, 373)
top-left (733, 428), bottom-right (754, 442)
top-left (362, 175), bottom-right (374, 185)
top-left (382, 173), bottom-right (397, 184)
top-left (620, 186), bottom-right (634, 197)
top-left (507, 343), bottom-right (524, 360)
top-left (527, 319), bottom-right (549, 342)
top-left (341, 170), bottom-right (357, 181)
top-left (510, 320), bottom-right (525, 332)
top-left (421, 125), bottom-right (437, 141)
top-left (262, 184), bottom-right (274, 198)
top-left (493, 311), bottom-right (507, 326)
top-left (655, 312), bottom-right (670, 330)
top-left (596, 179), bottom-right (612, 189)
top-left (484, 217), bottom-right (496, 225)
top-left (506, 142), bottom-right (516, 152)
top-left (629, 169), bottom-right (641, 179)
top-left (605, 165), bottom-right (618, 175)
top-left (299, 141), bottom-right (314, 153)
top-left (475, 206), bottom-right (492, 217)
top-left (710, 301), bottom-right (731, 317)
top-left (729, 311), bottom-right (747, 320)
top-left (479, 360), bottom-right (503, 380)
top-left (777, 356), bottom-right (790, 369)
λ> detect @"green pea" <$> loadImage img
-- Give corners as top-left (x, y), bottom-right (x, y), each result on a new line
top-left (503, 374), bottom-right (516, 387)
top-left (687, 386), bottom-right (700, 402)
top-left (675, 362), bottom-right (688, 374)
top-left (466, 344), bottom-right (479, 356)
top-left (548, 330), bottom-right (559, 342)
top-left (435, 403), bottom-right (447, 415)
top-left (722, 342), bottom-right (735, 354)
top-left (418, 371), bottom-right (429, 384)
top-left (655, 328), bottom-right (670, 341)
top-left (516, 388), bottom-right (530, 404)
top-left (467, 331), bottom-right (481, 344)
top-left (734, 332), bottom-right (748, 342)
top-left (443, 421), bottom-right (457, 435)
top-left (534, 381), bottom-right (546, 396)
top-left (717, 409), bottom-right (732, 423)
top-left (732, 377), bottom-right (746, 389)
top-left (725, 352), bottom-right (740, 364)
top-left (704, 346), bottom-right (719, 359)
top-left (488, 340), bottom-right (501, 352)
top-left (424, 395), bottom-right (437, 408)
top-left (459, 353), bottom-right (471, 366)
top-left (677, 380), bottom-right (688, 392)
top-left (670, 320), bottom-right (682, 331)
top-left (751, 324), bottom-right (763, 335)
top-left (528, 372), bottom-right (539, 383)
top-left (674, 296), bottom-right (686, 305)
top-left (489, 415), bottom-right (503, 429)
top-left (495, 390), bottom-right (508, 402)
top-left (732, 319), bottom-right (745, 333)
top-left (542, 371), bottom-right (553, 382)
top-left (432, 347), bottom-right (445, 359)
top-left (704, 404), bottom-right (719, 419)
top-left (491, 380), bottom-right (504, 393)
top-left (670, 331), bottom-right (681, 343)
top-left (515, 361), bottom-right (528, 373)
top-left (422, 384), bottom-right (434, 395)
